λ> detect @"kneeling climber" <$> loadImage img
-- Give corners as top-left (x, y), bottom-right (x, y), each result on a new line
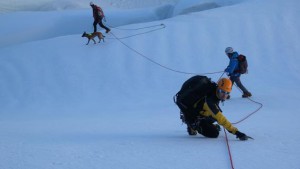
top-left (174, 76), bottom-right (252, 140)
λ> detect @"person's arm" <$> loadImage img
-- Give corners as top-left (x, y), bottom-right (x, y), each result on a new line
top-left (214, 112), bottom-right (238, 134)
top-left (225, 52), bottom-right (239, 75)
top-left (215, 111), bottom-right (252, 140)
top-left (204, 101), bottom-right (251, 140)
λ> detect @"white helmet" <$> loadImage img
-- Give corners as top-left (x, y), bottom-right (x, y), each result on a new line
top-left (225, 47), bottom-right (234, 54)
top-left (90, 2), bottom-right (94, 6)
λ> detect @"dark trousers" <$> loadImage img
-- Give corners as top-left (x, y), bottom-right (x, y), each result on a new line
top-left (230, 76), bottom-right (249, 94)
top-left (197, 120), bottom-right (219, 138)
top-left (93, 19), bottom-right (110, 33)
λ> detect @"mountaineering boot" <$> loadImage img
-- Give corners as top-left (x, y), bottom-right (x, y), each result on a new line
top-left (214, 124), bottom-right (221, 131)
top-left (187, 122), bottom-right (198, 135)
top-left (187, 126), bottom-right (197, 135)
top-left (106, 29), bottom-right (111, 33)
top-left (242, 91), bottom-right (252, 98)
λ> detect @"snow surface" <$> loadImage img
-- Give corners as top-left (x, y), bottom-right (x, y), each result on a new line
top-left (0, 0), bottom-right (300, 169)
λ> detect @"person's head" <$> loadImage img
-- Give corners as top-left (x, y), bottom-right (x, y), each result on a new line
top-left (225, 47), bottom-right (234, 57)
top-left (90, 2), bottom-right (95, 7)
top-left (217, 78), bottom-right (232, 101)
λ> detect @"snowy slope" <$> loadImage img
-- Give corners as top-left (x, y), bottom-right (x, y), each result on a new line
top-left (1, 0), bottom-right (300, 169)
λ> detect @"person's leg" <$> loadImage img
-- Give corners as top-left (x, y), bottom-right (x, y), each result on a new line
top-left (99, 19), bottom-right (110, 33)
top-left (227, 76), bottom-right (236, 99)
top-left (187, 125), bottom-right (197, 135)
top-left (197, 120), bottom-right (219, 138)
top-left (229, 76), bottom-right (235, 86)
top-left (180, 109), bottom-right (198, 136)
top-left (232, 76), bottom-right (250, 93)
top-left (93, 21), bottom-right (98, 33)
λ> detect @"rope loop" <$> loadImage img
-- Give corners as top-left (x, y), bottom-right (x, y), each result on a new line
top-left (106, 24), bottom-right (166, 40)
top-left (109, 25), bottom-right (223, 75)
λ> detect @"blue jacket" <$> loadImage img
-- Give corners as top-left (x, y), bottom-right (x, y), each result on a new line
top-left (225, 52), bottom-right (240, 77)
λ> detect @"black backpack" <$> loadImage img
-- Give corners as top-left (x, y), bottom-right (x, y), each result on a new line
top-left (174, 76), bottom-right (214, 123)
top-left (237, 54), bottom-right (248, 74)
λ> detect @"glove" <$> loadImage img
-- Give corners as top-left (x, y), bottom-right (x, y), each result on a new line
top-left (235, 131), bottom-right (253, 141)
top-left (224, 68), bottom-right (230, 76)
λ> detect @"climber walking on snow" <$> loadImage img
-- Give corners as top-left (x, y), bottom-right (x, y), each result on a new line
top-left (90, 2), bottom-right (110, 33)
top-left (224, 47), bottom-right (252, 98)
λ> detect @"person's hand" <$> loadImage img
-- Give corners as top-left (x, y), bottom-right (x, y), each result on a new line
top-left (224, 68), bottom-right (230, 76)
top-left (235, 131), bottom-right (253, 141)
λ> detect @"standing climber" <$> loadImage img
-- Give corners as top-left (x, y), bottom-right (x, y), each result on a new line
top-left (225, 47), bottom-right (252, 98)
top-left (90, 2), bottom-right (110, 33)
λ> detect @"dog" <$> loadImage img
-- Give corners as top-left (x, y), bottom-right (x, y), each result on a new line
top-left (82, 31), bottom-right (105, 45)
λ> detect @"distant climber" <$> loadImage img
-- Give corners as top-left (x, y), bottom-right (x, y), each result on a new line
top-left (90, 2), bottom-right (110, 33)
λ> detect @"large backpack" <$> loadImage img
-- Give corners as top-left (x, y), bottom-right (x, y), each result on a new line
top-left (174, 76), bottom-right (214, 124)
top-left (95, 6), bottom-right (104, 18)
top-left (237, 54), bottom-right (248, 74)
